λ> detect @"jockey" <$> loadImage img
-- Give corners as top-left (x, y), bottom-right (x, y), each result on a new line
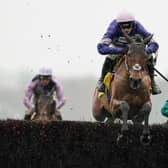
top-left (97, 11), bottom-right (161, 95)
top-left (23, 67), bottom-right (66, 120)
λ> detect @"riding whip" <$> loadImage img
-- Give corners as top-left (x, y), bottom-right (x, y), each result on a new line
top-left (153, 67), bottom-right (168, 82)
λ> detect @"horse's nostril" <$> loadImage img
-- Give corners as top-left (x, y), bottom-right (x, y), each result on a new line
top-left (130, 78), bottom-right (141, 82)
top-left (135, 79), bottom-right (141, 84)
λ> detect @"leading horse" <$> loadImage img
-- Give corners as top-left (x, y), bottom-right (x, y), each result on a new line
top-left (92, 34), bottom-right (153, 144)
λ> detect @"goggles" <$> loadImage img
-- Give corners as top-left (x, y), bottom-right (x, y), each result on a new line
top-left (39, 75), bottom-right (51, 80)
top-left (119, 21), bottom-right (133, 29)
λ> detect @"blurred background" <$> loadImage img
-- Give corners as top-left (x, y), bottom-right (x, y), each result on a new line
top-left (0, 70), bottom-right (167, 123)
top-left (0, 0), bottom-right (168, 123)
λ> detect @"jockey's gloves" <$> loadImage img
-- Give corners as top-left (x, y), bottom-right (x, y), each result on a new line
top-left (56, 99), bottom-right (66, 109)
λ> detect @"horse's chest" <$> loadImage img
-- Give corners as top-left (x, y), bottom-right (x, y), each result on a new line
top-left (124, 94), bottom-right (144, 105)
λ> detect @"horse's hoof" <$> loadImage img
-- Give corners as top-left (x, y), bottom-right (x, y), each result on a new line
top-left (127, 120), bottom-right (133, 125)
top-left (116, 133), bottom-right (129, 145)
top-left (114, 118), bottom-right (123, 124)
top-left (140, 134), bottom-right (152, 145)
top-left (105, 117), bottom-right (114, 124)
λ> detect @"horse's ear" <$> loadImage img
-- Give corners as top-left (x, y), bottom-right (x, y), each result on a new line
top-left (123, 32), bottom-right (133, 44)
top-left (143, 34), bottom-right (153, 44)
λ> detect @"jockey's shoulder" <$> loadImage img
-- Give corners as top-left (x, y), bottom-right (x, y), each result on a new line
top-left (134, 20), bottom-right (144, 26)
top-left (51, 75), bottom-right (58, 82)
top-left (32, 75), bottom-right (40, 81)
top-left (109, 19), bottom-right (118, 25)
top-left (51, 75), bottom-right (62, 85)
top-left (108, 20), bottom-right (119, 30)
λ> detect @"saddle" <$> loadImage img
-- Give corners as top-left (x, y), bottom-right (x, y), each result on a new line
top-left (98, 56), bottom-right (125, 99)
top-left (103, 72), bottom-right (114, 103)
top-left (105, 56), bottom-right (125, 90)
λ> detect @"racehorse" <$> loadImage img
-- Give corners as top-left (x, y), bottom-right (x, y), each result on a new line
top-left (92, 34), bottom-right (153, 144)
top-left (31, 91), bottom-right (61, 123)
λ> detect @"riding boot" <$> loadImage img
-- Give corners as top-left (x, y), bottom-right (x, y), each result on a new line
top-left (148, 62), bottom-right (161, 95)
top-left (151, 76), bottom-right (161, 95)
top-left (97, 57), bottom-right (116, 93)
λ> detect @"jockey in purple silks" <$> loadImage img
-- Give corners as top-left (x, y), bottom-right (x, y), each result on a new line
top-left (97, 11), bottom-right (161, 95)
top-left (23, 67), bottom-right (66, 120)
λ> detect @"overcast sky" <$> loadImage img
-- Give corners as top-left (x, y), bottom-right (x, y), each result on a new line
top-left (0, 0), bottom-right (167, 78)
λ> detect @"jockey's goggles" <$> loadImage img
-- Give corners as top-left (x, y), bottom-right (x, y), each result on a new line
top-left (39, 75), bottom-right (51, 80)
top-left (119, 21), bottom-right (134, 29)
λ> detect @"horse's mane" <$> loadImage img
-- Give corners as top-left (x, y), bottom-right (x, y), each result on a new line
top-left (114, 56), bottom-right (125, 71)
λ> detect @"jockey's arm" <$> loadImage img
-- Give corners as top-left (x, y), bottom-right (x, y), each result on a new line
top-left (146, 40), bottom-right (159, 54)
top-left (136, 21), bottom-right (159, 54)
top-left (97, 40), bottom-right (124, 55)
top-left (23, 81), bottom-right (37, 111)
top-left (145, 39), bottom-right (159, 65)
top-left (97, 20), bottom-right (126, 55)
top-left (52, 76), bottom-right (66, 109)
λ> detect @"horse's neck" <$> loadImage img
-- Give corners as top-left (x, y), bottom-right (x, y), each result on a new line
top-left (114, 61), bottom-right (128, 81)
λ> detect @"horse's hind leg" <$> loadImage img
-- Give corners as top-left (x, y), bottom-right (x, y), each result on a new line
top-left (93, 107), bottom-right (109, 122)
top-left (92, 95), bottom-right (105, 121)
top-left (92, 88), bottom-right (108, 121)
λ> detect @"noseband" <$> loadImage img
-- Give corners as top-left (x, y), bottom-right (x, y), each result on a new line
top-left (124, 56), bottom-right (142, 78)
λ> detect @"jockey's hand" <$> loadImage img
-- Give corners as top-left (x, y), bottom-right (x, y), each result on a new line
top-left (147, 54), bottom-right (153, 60)
top-left (56, 99), bottom-right (66, 109)
top-left (145, 47), bottom-right (153, 54)
top-left (24, 106), bottom-right (35, 121)
top-left (121, 47), bottom-right (129, 55)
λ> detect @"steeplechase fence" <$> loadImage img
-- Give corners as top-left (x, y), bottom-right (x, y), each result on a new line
top-left (0, 120), bottom-right (168, 168)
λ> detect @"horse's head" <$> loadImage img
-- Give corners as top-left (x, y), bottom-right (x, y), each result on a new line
top-left (36, 94), bottom-right (55, 121)
top-left (38, 94), bottom-right (54, 109)
top-left (124, 34), bottom-right (152, 89)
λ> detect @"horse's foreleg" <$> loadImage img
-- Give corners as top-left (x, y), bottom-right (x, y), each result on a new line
top-left (116, 101), bottom-right (130, 144)
top-left (119, 101), bottom-right (130, 133)
top-left (141, 102), bottom-right (152, 135)
top-left (140, 101), bottom-right (152, 145)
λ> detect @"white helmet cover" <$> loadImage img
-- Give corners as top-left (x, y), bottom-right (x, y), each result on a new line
top-left (39, 67), bottom-right (52, 76)
top-left (116, 11), bottom-right (135, 23)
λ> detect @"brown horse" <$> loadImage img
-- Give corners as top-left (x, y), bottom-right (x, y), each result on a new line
top-left (31, 92), bottom-right (61, 123)
top-left (92, 34), bottom-right (153, 144)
